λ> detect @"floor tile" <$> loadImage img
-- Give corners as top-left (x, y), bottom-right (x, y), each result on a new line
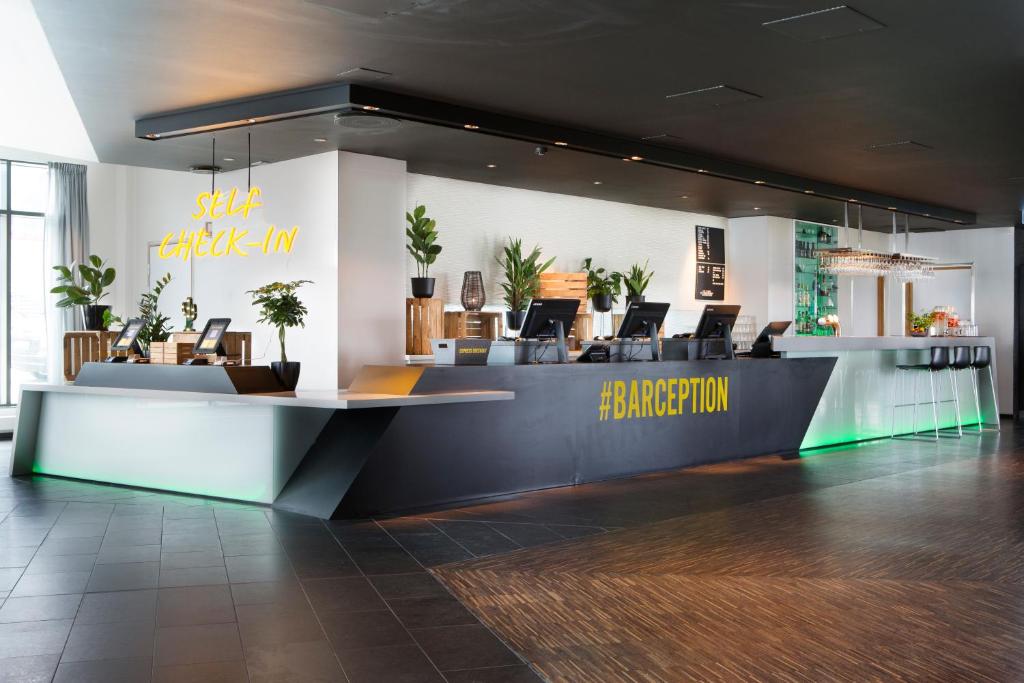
top-left (411, 624), bottom-right (522, 671)
top-left (46, 522), bottom-right (108, 539)
top-left (155, 622), bottom-right (243, 666)
top-left (230, 580), bottom-right (308, 608)
top-left (97, 544), bottom-right (162, 564)
top-left (159, 565), bottom-right (229, 588)
top-left (245, 638), bottom-right (345, 682)
top-left (86, 561), bottom-right (159, 592)
top-left (153, 659), bottom-right (249, 683)
top-left (484, 523), bottom-right (561, 548)
top-left (0, 594), bottom-right (82, 623)
top-left (157, 584), bottom-right (236, 627)
top-left (36, 537), bottom-right (102, 556)
top-left (224, 553), bottom-right (293, 583)
top-left (0, 567), bottom-right (22, 592)
top-left (319, 608), bottom-right (414, 652)
top-left (370, 573), bottom-right (450, 600)
top-left (288, 552), bottom-right (360, 579)
top-left (235, 602), bottom-right (324, 649)
top-left (432, 521), bottom-right (522, 557)
top-left (336, 643), bottom-right (444, 683)
top-left (53, 656), bottom-right (153, 682)
top-left (99, 527), bottom-right (162, 547)
top-left (24, 554), bottom-right (97, 575)
top-left (11, 571), bottom-right (90, 597)
top-left (442, 665), bottom-right (543, 682)
top-left (76, 589), bottom-right (157, 625)
top-left (388, 595), bottom-right (479, 629)
top-left (0, 653), bottom-right (60, 682)
top-left (61, 619), bottom-right (156, 662)
top-left (302, 576), bottom-right (386, 613)
top-left (160, 550), bottom-right (224, 570)
top-left (345, 546), bottom-right (424, 575)
top-left (0, 619), bottom-right (73, 658)
top-left (0, 546), bottom-right (35, 568)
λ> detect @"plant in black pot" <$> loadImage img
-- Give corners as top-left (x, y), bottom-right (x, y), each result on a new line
top-left (581, 257), bottom-right (621, 313)
top-left (406, 205), bottom-right (442, 298)
top-left (247, 280), bottom-right (312, 391)
top-left (496, 238), bottom-right (554, 333)
top-left (51, 255), bottom-right (116, 330)
top-left (616, 261), bottom-right (653, 305)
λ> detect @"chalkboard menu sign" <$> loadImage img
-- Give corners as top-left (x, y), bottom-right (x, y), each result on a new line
top-left (695, 225), bottom-right (725, 300)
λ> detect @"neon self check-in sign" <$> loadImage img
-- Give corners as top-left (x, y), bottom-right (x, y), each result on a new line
top-left (158, 186), bottom-right (299, 259)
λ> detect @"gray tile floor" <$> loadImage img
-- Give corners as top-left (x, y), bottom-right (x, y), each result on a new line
top-left (0, 442), bottom-right (544, 683)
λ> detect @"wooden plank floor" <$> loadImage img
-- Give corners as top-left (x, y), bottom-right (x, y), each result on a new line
top-left (433, 428), bottom-right (1024, 682)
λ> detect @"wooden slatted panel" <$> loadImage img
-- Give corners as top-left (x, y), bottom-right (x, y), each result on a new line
top-left (539, 272), bottom-right (588, 307)
top-left (63, 331), bottom-right (120, 381)
top-left (444, 312), bottom-right (502, 340)
top-left (406, 298), bottom-right (444, 355)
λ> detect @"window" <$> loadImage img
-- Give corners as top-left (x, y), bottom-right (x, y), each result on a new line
top-left (1, 160), bottom-right (49, 405)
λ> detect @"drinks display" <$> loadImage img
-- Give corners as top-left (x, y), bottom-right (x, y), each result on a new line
top-left (794, 221), bottom-right (839, 336)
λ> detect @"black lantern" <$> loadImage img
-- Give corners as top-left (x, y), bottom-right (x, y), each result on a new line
top-left (460, 271), bottom-right (485, 311)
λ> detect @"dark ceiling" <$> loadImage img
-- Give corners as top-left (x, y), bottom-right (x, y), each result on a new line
top-left (31, 0), bottom-right (1024, 230)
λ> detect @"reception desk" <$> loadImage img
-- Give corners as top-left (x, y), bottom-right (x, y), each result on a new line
top-left (11, 358), bottom-right (835, 518)
top-left (774, 336), bottom-right (999, 449)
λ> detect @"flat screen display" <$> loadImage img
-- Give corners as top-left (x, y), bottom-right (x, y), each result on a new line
top-left (111, 318), bottom-right (145, 352)
top-left (193, 318), bottom-right (231, 355)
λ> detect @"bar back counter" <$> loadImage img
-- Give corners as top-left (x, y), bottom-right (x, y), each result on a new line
top-left (11, 357), bottom-right (835, 518)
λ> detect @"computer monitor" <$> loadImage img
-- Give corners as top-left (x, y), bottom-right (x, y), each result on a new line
top-left (693, 304), bottom-right (741, 360)
top-left (615, 302), bottom-right (670, 361)
top-left (106, 318), bottom-right (144, 360)
top-left (518, 298), bottom-right (580, 363)
top-left (193, 318), bottom-right (231, 356)
top-left (751, 321), bottom-right (791, 358)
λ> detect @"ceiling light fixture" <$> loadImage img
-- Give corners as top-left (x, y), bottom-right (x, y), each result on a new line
top-left (754, 207), bottom-right (761, 211)
top-left (679, 195), bottom-right (689, 199)
top-left (313, 138), bottom-right (327, 143)
top-left (593, 181), bottom-right (603, 185)
top-left (223, 157), bottom-right (234, 162)
top-left (464, 123), bottom-right (479, 130)
top-left (486, 164), bottom-right (497, 168)
top-left (554, 141), bottom-right (568, 146)
top-left (630, 155), bottom-right (643, 161)
top-left (247, 119), bottom-right (256, 123)
top-left (362, 105), bottom-right (380, 111)
top-left (754, 180), bottom-right (766, 185)
top-left (697, 169), bottom-right (707, 173)
top-left (804, 190), bottom-right (814, 194)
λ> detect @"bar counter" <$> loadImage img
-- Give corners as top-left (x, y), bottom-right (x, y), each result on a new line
top-left (774, 336), bottom-right (998, 448)
top-left (11, 357), bottom-right (836, 518)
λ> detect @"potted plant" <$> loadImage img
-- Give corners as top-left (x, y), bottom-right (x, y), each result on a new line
top-left (907, 309), bottom-right (936, 337)
top-left (51, 255), bottom-right (116, 330)
top-left (406, 205), bottom-right (442, 298)
top-left (137, 273), bottom-right (173, 355)
top-left (581, 257), bottom-right (621, 313)
top-left (496, 238), bottom-right (554, 332)
top-left (247, 280), bottom-right (312, 390)
top-left (616, 261), bottom-right (653, 305)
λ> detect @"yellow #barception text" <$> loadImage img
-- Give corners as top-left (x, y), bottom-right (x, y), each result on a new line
top-left (598, 376), bottom-right (728, 421)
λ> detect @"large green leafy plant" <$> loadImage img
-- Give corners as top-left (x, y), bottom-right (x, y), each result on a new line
top-left (496, 238), bottom-right (554, 312)
top-left (581, 257), bottom-right (621, 301)
top-left (405, 205), bottom-right (442, 278)
top-left (247, 280), bottom-right (312, 364)
top-left (138, 273), bottom-right (173, 351)
top-left (617, 261), bottom-right (654, 297)
top-left (51, 255), bottom-right (116, 308)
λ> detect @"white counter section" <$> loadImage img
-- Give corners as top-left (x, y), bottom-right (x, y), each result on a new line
top-left (773, 336), bottom-right (998, 449)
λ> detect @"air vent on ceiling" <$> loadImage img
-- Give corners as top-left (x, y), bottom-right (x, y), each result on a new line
top-left (640, 133), bottom-right (685, 142)
top-left (763, 6), bottom-right (885, 42)
top-left (665, 84), bottom-right (761, 109)
top-left (910, 227), bottom-right (944, 233)
top-left (188, 165), bottom-right (221, 174)
top-left (335, 66), bottom-right (393, 81)
top-left (333, 112), bottom-right (402, 131)
top-left (866, 140), bottom-right (932, 154)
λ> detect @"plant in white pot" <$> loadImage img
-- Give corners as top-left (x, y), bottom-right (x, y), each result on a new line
top-left (247, 280), bottom-right (312, 390)
top-left (406, 205), bottom-right (442, 298)
top-left (51, 255), bottom-right (117, 330)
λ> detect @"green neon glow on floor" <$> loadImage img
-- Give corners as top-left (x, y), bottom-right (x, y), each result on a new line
top-left (30, 464), bottom-right (269, 503)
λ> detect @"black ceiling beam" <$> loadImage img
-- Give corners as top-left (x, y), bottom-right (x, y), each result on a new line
top-left (135, 82), bottom-right (976, 225)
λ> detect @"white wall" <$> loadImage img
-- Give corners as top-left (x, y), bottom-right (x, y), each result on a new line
top-left (406, 174), bottom-right (728, 334)
top-left (88, 153), bottom-right (340, 390)
top-left (907, 227), bottom-right (1013, 411)
top-left (338, 152), bottom-right (407, 387)
top-left (727, 216), bottom-right (795, 332)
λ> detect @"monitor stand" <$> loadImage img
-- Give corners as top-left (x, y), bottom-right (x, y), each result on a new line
top-left (701, 323), bottom-right (735, 360)
top-left (552, 319), bottom-right (568, 364)
top-left (646, 320), bottom-right (661, 361)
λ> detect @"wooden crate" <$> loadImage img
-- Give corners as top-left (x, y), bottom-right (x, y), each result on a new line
top-left (166, 331), bottom-right (253, 364)
top-left (539, 272), bottom-right (588, 309)
top-left (571, 313), bottom-right (593, 350)
top-left (443, 311), bottom-right (502, 340)
top-left (63, 331), bottom-right (123, 381)
top-left (406, 298), bottom-right (444, 355)
top-left (149, 341), bottom-right (195, 365)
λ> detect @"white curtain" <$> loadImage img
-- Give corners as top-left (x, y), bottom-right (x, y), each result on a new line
top-left (44, 162), bottom-right (90, 383)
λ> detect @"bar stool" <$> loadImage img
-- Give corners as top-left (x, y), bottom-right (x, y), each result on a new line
top-left (969, 346), bottom-right (1000, 432)
top-left (937, 346), bottom-right (971, 437)
top-left (892, 346), bottom-right (954, 440)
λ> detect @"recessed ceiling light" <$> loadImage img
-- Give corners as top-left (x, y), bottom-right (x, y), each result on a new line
top-left (679, 195), bottom-right (689, 199)
top-left (313, 138), bottom-right (327, 143)
top-left (754, 207), bottom-right (761, 211)
top-left (697, 169), bottom-right (707, 173)
top-left (223, 157), bottom-right (235, 162)
top-left (754, 180), bottom-right (766, 185)
top-left (145, 133), bottom-right (159, 139)
top-left (924, 213), bottom-right (931, 217)
top-left (887, 206), bottom-right (897, 210)
top-left (832, 219), bottom-right (838, 223)
top-left (362, 105), bottom-right (380, 111)
top-left (464, 124), bottom-right (479, 130)
top-left (593, 181), bottom-right (603, 185)
top-left (630, 155), bottom-right (643, 161)
top-left (849, 198), bottom-right (858, 202)
top-left (247, 119), bottom-right (256, 123)
top-left (554, 141), bottom-right (568, 146)
top-left (804, 189), bottom-right (814, 194)
top-left (486, 164), bottom-right (497, 168)
top-left (251, 160), bottom-right (265, 166)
